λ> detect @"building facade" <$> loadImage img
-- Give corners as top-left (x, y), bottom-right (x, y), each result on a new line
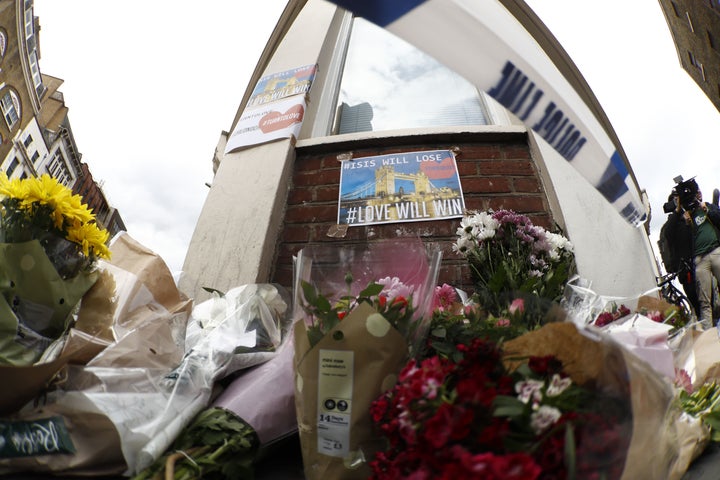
top-left (180, 0), bottom-right (659, 303)
top-left (0, 0), bottom-right (125, 237)
top-left (658, 0), bottom-right (720, 114)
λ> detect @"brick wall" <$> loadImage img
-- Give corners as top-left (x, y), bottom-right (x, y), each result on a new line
top-left (270, 134), bottom-right (557, 294)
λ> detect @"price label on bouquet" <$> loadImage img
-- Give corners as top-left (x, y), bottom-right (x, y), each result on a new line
top-left (317, 349), bottom-right (354, 457)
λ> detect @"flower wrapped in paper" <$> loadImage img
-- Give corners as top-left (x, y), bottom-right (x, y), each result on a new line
top-left (292, 238), bottom-right (441, 480)
top-left (370, 319), bottom-right (701, 479)
top-left (0, 174), bottom-right (111, 365)
top-left (0, 231), bottom-right (293, 478)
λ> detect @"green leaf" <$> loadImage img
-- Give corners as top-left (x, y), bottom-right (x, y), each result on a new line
top-left (359, 282), bottom-right (384, 298)
top-left (316, 294), bottom-right (332, 312)
top-left (301, 280), bottom-right (318, 305)
top-left (202, 287), bottom-right (225, 297)
top-left (492, 395), bottom-right (526, 417)
top-left (307, 327), bottom-right (325, 347)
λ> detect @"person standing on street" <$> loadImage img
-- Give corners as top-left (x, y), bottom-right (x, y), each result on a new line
top-left (678, 178), bottom-right (720, 326)
top-left (658, 190), bottom-right (700, 317)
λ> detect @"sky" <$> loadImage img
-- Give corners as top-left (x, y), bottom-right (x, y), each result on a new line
top-left (33, 0), bottom-right (288, 274)
top-left (32, 0), bottom-right (720, 275)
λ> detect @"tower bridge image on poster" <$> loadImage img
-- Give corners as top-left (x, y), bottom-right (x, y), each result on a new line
top-left (337, 149), bottom-right (465, 226)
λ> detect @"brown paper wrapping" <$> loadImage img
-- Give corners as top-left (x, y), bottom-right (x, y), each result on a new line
top-left (637, 294), bottom-right (678, 314)
top-left (75, 232), bottom-right (192, 340)
top-left (0, 232), bottom-right (192, 476)
top-left (504, 322), bottom-right (697, 480)
top-left (688, 328), bottom-right (720, 389)
top-left (294, 303), bottom-right (408, 480)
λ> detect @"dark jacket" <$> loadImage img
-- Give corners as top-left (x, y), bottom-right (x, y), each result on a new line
top-left (659, 210), bottom-right (693, 275)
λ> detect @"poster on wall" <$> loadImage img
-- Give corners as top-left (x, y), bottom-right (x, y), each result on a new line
top-left (225, 64), bottom-right (317, 154)
top-left (224, 95), bottom-right (307, 154)
top-left (337, 149), bottom-right (465, 227)
top-left (246, 64), bottom-right (317, 108)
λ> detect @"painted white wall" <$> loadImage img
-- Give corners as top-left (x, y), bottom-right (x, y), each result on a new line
top-left (531, 132), bottom-right (659, 297)
top-left (179, 0), bottom-right (340, 303)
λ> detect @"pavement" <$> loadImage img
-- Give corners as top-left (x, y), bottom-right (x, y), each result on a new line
top-left (684, 442), bottom-right (720, 479)
top-left (1, 432), bottom-right (718, 479)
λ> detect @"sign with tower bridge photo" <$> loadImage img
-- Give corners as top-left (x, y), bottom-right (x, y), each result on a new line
top-left (337, 149), bottom-right (465, 227)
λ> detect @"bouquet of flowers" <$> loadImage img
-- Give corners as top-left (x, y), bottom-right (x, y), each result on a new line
top-left (424, 284), bottom-right (568, 362)
top-left (453, 209), bottom-right (575, 327)
top-left (0, 173), bottom-right (111, 365)
top-left (292, 238), bottom-right (441, 480)
top-left (369, 335), bottom-right (632, 479)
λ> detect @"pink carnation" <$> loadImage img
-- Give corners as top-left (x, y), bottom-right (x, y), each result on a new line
top-left (432, 283), bottom-right (458, 311)
top-left (508, 298), bottom-right (525, 315)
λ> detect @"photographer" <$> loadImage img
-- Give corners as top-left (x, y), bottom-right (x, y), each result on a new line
top-left (677, 178), bottom-right (720, 325)
top-left (658, 190), bottom-right (700, 317)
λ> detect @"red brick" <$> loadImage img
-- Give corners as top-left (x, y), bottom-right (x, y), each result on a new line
top-left (489, 196), bottom-right (546, 213)
top-left (287, 188), bottom-right (313, 205)
top-left (513, 177), bottom-right (541, 193)
top-left (314, 186), bottom-right (339, 202)
top-left (461, 177), bottom-right (512, 194)
top-left (282, 224), bottom-right (312, 243)
top-left (285, 204), bottom-right (337, 223)
top-left (503, 146), bottom-right (532, 159)
top-left (459, 144), bottom-right (502, 159)
top-left (464, 197), bottom-right (492, 212)
top-left (300, 156), bottom-right (324, 171)
top-left (294, 169), bottom-right (340, 187)
top-left (455, 161), bottom-right (478, 176)
top-left (480, 160), bottom-right (535, 176)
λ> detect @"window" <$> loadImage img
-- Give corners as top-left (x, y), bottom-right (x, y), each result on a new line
top-left (671, 1), bottom-right (681, 17)
top-left (334, 17), bottom-right (488, 135)
top-left (5, 157), bottom-right (18, 177)
top-left (30, 151), bottom-right (39, 164)
top-left (29, 51), bottom-right (43, 97)
top-left (23, 134), bottom-right (32, 147)
top-left (689, 51), bottom-right (705, 80)
top-left (709, 30), bottom-right (719, 52)
top-left (0, 31), bottom-right (6, 58)
top-left (0, 90), bottom-right (19, 129)
top-left (46, 150), bottom-right (73, 186)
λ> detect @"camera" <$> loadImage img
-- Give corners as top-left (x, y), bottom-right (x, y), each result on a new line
top-left (662, 195), bottom-right (676, 214)
top-left (674, 177), bottom-right (700, 211)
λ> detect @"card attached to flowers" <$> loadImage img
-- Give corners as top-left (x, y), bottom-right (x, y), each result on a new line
top-left (292, 239), bottom-right (441, 479)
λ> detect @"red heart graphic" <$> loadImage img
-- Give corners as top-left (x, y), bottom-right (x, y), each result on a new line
top-left (259, 104), bottom-right (305, 133)
top-left (420, 155), bottom-right (455, 179)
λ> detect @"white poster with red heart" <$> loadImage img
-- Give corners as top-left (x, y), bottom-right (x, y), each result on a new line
top-left (225, 95), bottom-right (306, 154)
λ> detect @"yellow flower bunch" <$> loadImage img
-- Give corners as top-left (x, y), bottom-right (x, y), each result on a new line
top-left (0, 173), bottom-right (111, 262)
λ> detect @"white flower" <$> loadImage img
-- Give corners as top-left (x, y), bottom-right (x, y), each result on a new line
top-left (545, 231), bottom-right (574, 260)
top-left (452, 236), bottom-right (473, 256)
top-left (530, 405), bottom-right (562, 434)
top-left (515, 379), bottom-right (544, 405)
top-left (546, 374), bottom-right (572, 397)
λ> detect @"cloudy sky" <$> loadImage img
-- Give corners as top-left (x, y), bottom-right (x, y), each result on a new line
top-left (33, 0), bottom-right (288, 274)
top-left (33, 0), bottom-right (720, 274)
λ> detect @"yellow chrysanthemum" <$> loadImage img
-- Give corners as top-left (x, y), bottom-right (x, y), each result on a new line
top-left (0, 172), bottom-right (28, 201)
top-left (21, 174), bottom-right (81, 229)
top-left (66, 221), bottom-right (111, 260)
top-left (2, 174), bottom-right (111, 267)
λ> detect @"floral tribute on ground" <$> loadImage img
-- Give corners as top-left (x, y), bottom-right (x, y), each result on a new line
top-left (365, 209), bottom-right (701, 479)
top-left (292, 239), bottom-right (441, 480)
top-left (0, 173), bottom-right (111, 365)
